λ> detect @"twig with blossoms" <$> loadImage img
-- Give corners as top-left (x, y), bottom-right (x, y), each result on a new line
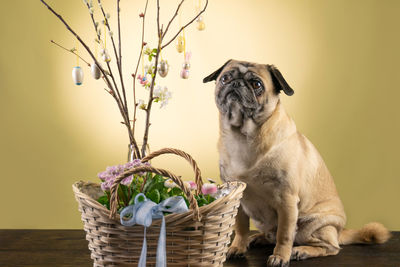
top-left (40, 0), bottom-right (208, 160)
top-left (140, 0), bottom-right (209, 156)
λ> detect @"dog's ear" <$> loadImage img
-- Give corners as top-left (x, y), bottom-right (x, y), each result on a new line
top-left (267, 65), bottom-right (294, 96)
top-left (203, 60), bottom-right (232, 83)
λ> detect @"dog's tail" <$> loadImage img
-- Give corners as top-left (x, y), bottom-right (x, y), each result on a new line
top-left (339, 222), bottom-right (391, 245)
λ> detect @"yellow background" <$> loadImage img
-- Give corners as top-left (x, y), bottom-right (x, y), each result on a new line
top-left (0, 0), bottom-right (399, 230)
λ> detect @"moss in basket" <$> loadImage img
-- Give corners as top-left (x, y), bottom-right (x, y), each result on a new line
top-left (96, 162), bottom-right (217, 213)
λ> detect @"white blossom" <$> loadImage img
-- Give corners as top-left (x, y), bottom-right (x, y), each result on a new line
top-left (164, 179), bottom-right (177, 188)
top-left (154, 86), bottom-right (172, 108)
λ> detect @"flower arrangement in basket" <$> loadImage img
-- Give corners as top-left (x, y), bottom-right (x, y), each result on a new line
top-left (40, 0), bottom-right (246, 266)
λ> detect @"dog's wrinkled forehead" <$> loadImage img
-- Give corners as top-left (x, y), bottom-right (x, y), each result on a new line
top-left (236, 62), bottom-right (252, 74)
top-left (222, 61), bottom-right (266, 80)
top-left (203, 59), bottom-right (294, 96)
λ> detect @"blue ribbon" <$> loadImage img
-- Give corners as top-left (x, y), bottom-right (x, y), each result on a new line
top-left (120, 193), bottom-right (188, 267)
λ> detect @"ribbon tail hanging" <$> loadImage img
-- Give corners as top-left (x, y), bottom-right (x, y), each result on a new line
top-left (156, 216), bottom-right (167, 267)
top-left (138, 227), bottom-right (147, 267)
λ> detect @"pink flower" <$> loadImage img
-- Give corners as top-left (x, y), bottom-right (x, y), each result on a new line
top-left (98, 160), bottom-right (151, 192)
top-left (137, 74), bottom-right (148, 86)
top-left (185, 181), bottom-right (197, 190)
top-left (101, 179), bottom-right (112, 191)
top-left (121, 175), bottom-right (133, 186)
top-left (201, 183), bottom-right (217, 195)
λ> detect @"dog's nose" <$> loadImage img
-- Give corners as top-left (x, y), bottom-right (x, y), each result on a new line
top-left (232, 80), bottom-right (242, 88)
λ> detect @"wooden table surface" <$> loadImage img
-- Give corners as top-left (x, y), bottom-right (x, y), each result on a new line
top-left (0, 230), bottom-right (399, 267)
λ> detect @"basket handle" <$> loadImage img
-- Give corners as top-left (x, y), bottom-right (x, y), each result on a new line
top-left (109, 165), bottom-right (201, 221)
top-left (141, 148), bottom-right (204, 195)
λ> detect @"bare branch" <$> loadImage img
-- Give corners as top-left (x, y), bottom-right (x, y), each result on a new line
top-left (131, 0), bottom-right (150, 159)
top-left (161, 0), bottom-right (208, 50)
top-left (157, 0), bottom-right (161, 38)
top-left (83, 1), bottom-right (126, 118)
top-left (141, 43), bottom-right (161, 157)
top-left (162, 0), bottom-right (185, 39)
top-left (97, 0), bottom-right (129, 120)
top-left (117, 0), bottom-right (122, 64)
top-left (84, 1), bottom-right (128, 127)
top-left (50, 40), bottom-right (91, 66)
top-left (141, 0), bottom-right (162, 157)
top-left (39, 0), bottom-right (135, 145)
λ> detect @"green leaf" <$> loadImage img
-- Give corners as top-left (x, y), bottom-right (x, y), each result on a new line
top-left (160, 192), bottom-right (170, 202)
top-left (195, 194), bottom-right (208, 207)
top-left (146, 189), bottom-right (161, 203)
top-left (118, 185), bottom-right (128, 206)
top-left (120, 184), bottom-right (130, 200)
top-left (152, 48), bottom-right (158, 54)
top-left (137, 194), bottom-right (146, 202)
top-left (153, 174), bottom-right (164, 183)
top-left (170, 187), bottom-right (183, 196)
top-left (142, 172), bottom-right (154, 193)
top-left (148, 55), bottom-right (153, 61)
top-left (97, 195), bottom-right (109, 209)
top-left (145, 174), bottom-right (165, 193)
top-left (206, 194), bottom-right (216, 204)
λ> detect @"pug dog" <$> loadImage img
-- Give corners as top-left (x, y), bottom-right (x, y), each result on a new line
top-left (203, 59), bottom-right (391, 267)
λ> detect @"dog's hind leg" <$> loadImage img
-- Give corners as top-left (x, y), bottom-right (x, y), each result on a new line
top-left (248, 232), bottom-right (270, 248)
top-left (291, 225), bottom-right (340, 261)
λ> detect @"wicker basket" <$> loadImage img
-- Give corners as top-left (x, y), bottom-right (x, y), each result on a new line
top-left (73, 148), bottom-right (246, 267)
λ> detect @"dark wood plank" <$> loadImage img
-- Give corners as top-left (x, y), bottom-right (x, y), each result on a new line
top-left (226, 232), bottom-right (400, 267)
top-left (0, 230), bottom-right (399, 266)
top-left (0, 230), bottom-right (92, 267)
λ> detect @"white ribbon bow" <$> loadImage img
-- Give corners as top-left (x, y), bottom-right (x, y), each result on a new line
top-left (120, 193), bottom-right (188, 267)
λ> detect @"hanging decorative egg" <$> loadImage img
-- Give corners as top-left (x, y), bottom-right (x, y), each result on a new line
top-left (72, 66), bottom-right (84, 85)
top-left (158, 60), bottom-right (169, 78)
top-left (196, 16), bottom-right (205, 31)
top-left (176, 36), bottom-right (184, 53)
top-left (180, 69), bottom-right (189, 79)
top-left (102, 52), bottom-right (111, 62)
top-left (91, 62), bottom-right (101, 80)
top-left (101, 49), bottom-right (111, 62)
top-left (182, 62), bottom-right (190, 70)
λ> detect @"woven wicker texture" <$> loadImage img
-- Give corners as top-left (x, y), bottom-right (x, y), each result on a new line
top-left (73, 148), bottom-right (246, 267)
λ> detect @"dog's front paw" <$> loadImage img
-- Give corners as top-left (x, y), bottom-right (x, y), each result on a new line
top-left (226, 245), bottom-right (247, 259)
top-left (267, 254), bottom-right (290, 267)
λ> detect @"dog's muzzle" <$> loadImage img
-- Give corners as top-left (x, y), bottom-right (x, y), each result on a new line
top-left (217, 80), bottom-right (258, 116)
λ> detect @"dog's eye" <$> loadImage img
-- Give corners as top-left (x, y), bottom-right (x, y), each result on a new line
top-left (220, 74), bottom-right (231, 85)
top-left (251, 80), bottom-right (262, 90)
top-left (251, 80), bottom-right (264, 96)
